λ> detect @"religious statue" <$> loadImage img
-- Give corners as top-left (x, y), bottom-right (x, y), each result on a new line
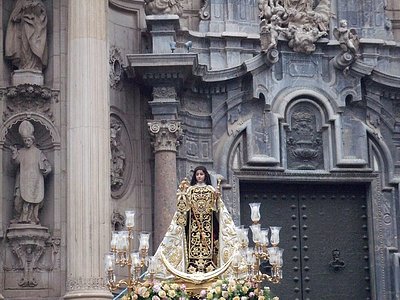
top-left (144, 0), bottom-right (184, 17)
top-left (5, 0), bottom-right (48, 71)
top-left (333, 19), bottom-right (360, 57)
top-left (178, 166), bottom-right (221, 273)
top-left (10, 120), bottom-right (52, 225)
top-left (258, 0), bottom-right (331, 54)
top-left (152, 166), bottom-right (238, 283)
top-left (110, 119), bottom-right (126, 192)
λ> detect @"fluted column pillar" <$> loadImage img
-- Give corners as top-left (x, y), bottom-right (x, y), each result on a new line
top-left (64, 1), bottom-right (112, 299)
top-left (148, 119), bottom-right (182, 248)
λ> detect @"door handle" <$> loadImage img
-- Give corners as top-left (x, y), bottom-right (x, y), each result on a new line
top-left (329, 249), bottom-right (346, 271)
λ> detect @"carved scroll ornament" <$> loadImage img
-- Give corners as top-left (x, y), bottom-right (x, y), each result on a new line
top-left (148, 120), bottom-right (182, 152)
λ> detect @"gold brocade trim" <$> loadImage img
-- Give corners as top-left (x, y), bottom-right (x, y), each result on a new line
top-left (186, 185), bottom-right (218, 273)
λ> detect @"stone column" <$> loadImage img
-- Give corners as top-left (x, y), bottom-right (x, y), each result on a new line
top-left (64, 1), bottom-right (112, 299)
top-left (148, 119), bottom-right (182, 248)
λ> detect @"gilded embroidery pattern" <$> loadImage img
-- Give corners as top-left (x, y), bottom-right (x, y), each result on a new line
top-left (187, 185), bottom-right (218, 273)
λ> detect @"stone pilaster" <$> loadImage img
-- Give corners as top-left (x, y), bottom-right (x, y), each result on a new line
top-left (148, 120), bottom-right (182, 247)
top-left (64, 1), bottom-right (112, 299)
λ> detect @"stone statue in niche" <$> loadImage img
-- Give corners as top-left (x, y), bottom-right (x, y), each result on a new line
top-left (110, 119), bottom-right (126, 192)
top-left (258, 0), bottom-right (331, 54)
top-left (5, 0), bottom-right (48, 71)
top-left (10, 120), bottom-right (52, 225)
top-left (144, 0), bottom-right (184, 16)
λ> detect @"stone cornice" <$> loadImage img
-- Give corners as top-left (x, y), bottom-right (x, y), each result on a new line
top-left (126, 41), bottom-right (400, 89)
top-left (192, 52), bottom-right (278, 82)
top-left (370, 69), bottom-right (400, 89)
top-left (350, 61), bottom-right (400, 89)
top-left (126, 53), bottom-right (197, 69)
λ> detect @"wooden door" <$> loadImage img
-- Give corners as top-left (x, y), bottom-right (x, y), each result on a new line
top-left (240, 182), bottom-right (371, 300)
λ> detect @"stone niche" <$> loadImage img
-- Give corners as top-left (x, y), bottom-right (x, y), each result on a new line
top-left (1, 116), bottom-right (61, 298)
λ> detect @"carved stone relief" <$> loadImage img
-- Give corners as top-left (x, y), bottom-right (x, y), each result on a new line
top-left (144, 0), bottom-right (184, 16)
top-left (152, 86), bottom-right (177, 99)
top-left (286, 104), bottom-right (324, 170)
top-left (258, 0), bottom-right (331, 54)
top-left (109, 46), bottom-right (124, 90)
top-left (110, 114), bottom-right (132, 199)
top-left (6, 225), bottom-right (50, 287)
top-left (66, 277), bottom-right (106, 292)
top-left (111, 210), bottom-right (125, 231)
top-left (1, 85), bottom-right (57, 122)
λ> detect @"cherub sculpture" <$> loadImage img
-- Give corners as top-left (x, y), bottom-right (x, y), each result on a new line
top-left (333, 19), bottom-right (360, 57)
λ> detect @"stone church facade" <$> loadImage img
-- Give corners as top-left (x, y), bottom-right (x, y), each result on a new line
top-left (0, 0), bottom-right (399, 299)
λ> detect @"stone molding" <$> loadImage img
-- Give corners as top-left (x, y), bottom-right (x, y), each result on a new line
top-left (148, 120), bottom-right (182, 152)
top-left (66, 276), bottom-right (108, 292)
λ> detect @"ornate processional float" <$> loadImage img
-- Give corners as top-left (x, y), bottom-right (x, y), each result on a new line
top-left (105, 169), bottom-right (283, 300)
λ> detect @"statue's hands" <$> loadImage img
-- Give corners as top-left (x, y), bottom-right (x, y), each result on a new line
top-left (10, 145), bottom-right (17, 155)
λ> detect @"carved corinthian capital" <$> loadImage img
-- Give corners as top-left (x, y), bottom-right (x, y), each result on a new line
top-left (148, 120), bottom-right (182, 152)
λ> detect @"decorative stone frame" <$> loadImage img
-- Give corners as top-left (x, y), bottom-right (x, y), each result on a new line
top-left (0, 112), bottom-right (61, 292)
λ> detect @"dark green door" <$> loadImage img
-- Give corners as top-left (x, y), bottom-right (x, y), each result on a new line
top-left (240, 182), bottom-right (371, 300)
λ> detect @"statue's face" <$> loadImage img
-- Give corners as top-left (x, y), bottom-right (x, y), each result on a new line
top-left (195, 169), bottom-right (205, 184)
top-left (23, 137), bottom-right (33, 148)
